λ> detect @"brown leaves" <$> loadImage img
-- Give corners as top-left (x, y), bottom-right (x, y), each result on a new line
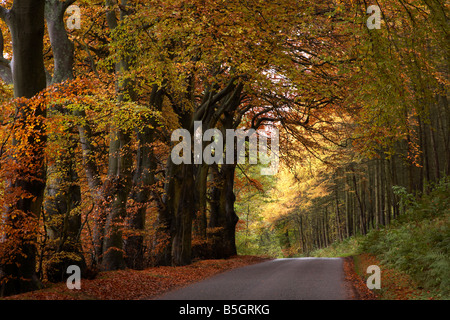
top-left (344, 254), bottom-right (440, 300)
top-left (3, 255), bottom-right (268, 300)
top-left (343, 256), bottom-right (377, 300)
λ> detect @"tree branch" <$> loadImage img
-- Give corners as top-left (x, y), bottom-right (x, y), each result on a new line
top-left (196, 77), bottom-right (237, 122)
top-left (0, 5), bottom-right (8, 23)
top-left (0, 26), bottom-right (4, 57)
top-left (0, 57), bottom-right (12, 84)
top-left (0, 27), bottom-right (12, 84)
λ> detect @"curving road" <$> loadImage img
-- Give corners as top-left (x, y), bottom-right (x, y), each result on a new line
top-left (156, 257), bottom-right (351, 300)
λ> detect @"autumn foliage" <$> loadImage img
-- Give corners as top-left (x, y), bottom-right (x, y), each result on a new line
top-left (0, 0), bottom-right (448, 299)
top-left (3, 255), bottom-right (267, 300)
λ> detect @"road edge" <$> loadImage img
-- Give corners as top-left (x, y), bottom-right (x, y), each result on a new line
top-left (343, 256), bottom-right (377, 300)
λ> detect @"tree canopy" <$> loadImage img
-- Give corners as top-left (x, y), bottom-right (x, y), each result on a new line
top-left (0, 0), bottom-right (448, 297)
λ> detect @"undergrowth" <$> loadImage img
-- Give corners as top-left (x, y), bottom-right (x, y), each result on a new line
top-left (314, 177), bottom-right (450, 299)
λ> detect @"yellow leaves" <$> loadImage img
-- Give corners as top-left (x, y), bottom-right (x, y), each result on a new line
top-left (262, 154), bottom-right (334, 224)
top-left (0, 82), bottom-right (13, 103)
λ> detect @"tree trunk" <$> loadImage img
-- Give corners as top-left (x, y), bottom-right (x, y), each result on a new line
top-left (101, 0), bottom-right (135, 271)
top-left (124, 85), bottom-right (164, 269)
top-left (124, 124), bottom-right (155, 269)
top-left (0, 0), bottom-right (47, 297)
top-left (76, 113), bottom-right (104, 264)
top-left (352, 171), bottom-right (366, 235)
top-left (298, 215), bottom-right (306, 253)
top-left (222, 163), bottom-right (239, 257)
top-left (101, 130), bottom-right (132, 270)
top-left (170, 163), bottom-right (195, 266)
top-left (152, 160), bottom-right (175, 266)
top-left (345, 175), bottom-right (353, 237)
top-left (191, 163), bottom-right (209, 259)
top-left (43, 0), bottom-right (86, 282)
top-left (0, 27), bottom-right (12, 84)
top-left (208, 163), bottom-right (239, 258)
top-left (45, 0), bottom-right (75, 84)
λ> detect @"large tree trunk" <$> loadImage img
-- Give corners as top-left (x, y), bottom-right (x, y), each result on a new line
top-left (124, 85), bottom-right (163, 269)
top-left (43, 0), bottom-right (86, 282)
top-left (101, 0), bottom-right (135, 271)
top-left (223, 163), bottom-right (239, 256)
top-left (208, 163), bottom-right (239, 258)
top-left (45, 0), bottom-right (75, 84)
top-left (191, 163), bottom-right (209, 259)
top-left (152, 160), bottom-right (175, 266)
top-left (157, 111), bottom-right (196, 266)
top-left (157, 157), bottom-right (195, 266)
top-left (124, 124), bottom-right (155, 269)
top-left (0, 0), bottom-right (47, 297)
top-left (206, 108), bottom-right (240, 259)
top-left (101, 129), bottom-right (132, 271)
top-left (171, 163), bottom-right (195, 266)
top-left (77, 114), bottom-right (104, 264)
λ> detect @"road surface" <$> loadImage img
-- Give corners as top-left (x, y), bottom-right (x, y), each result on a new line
top-left (157, 257), bottom-right (351, 300)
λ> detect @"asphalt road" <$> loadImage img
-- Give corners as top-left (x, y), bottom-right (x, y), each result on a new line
top-left (157, 257), bottom-right (351, 300)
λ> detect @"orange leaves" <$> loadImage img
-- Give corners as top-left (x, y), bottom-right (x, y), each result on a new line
top-left (346, 254), bottom-right (441, 300)
top-left (0, 209), bottom-right (40, 276)
top-left (343, 257), bottom-right (377, 300)
top-left (3, 255), bottom-right (267, 300)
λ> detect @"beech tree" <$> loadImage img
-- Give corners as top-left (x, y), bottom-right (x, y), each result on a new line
top-left (250, 0), bottom-right (449, 256)
top-left (0, 0), bottom-right (47, 296)
top-left (43, 0), bottom-right (86, 282)
top-left (0, 0), bottom-right (446, 298)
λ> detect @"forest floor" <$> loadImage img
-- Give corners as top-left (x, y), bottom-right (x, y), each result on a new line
top-left (343, 256), bottom-right (377, 300)
top-left (2, 255), bottom-right (269, 300)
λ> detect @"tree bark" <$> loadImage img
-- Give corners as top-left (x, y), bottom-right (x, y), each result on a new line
top-left (124, 98), bottom-right (160, 269)
top-left (0, 0), bottom-right (47, 297)
top-left (191, 163), bottom-right (209, 259)
top-left (0, 27), bottom-right (12, 84)
top-left (101, 0), bottom-right (135, 271)
top-left (43, 0), bottom-right (86, 282)
top-left (208, 163), bottom-right (239, 258)
top-left (171, 163), bottom-right (196, 266)
top-left (158, 112), bottom-right (196, 266)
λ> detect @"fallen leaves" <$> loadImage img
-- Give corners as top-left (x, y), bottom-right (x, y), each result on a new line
top-left (344, 253), bottom-right (441, 300)
top-left (2, 255), bottom-right (269, 300)
top-left (343, 256), bottom-right (377, 300)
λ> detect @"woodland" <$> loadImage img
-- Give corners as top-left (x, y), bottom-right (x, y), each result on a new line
top-left (0, 0), bottom-right (448, 298)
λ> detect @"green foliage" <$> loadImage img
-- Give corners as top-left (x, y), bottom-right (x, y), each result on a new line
top-left (311, 236), bottom-right (362, 258)
top-left (392, 185), bottom-right (418, 213)
top-left (236, 225), bottom-right (284, 258)
top-left (234, 163), bottom-right (283, 258)
top-left (361, 177), bottom-right (450, 297)
top-left (313, 177), bottom-right (449, 298)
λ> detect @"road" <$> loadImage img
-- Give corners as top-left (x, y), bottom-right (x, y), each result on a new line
top-left (157, 257), bottom-right (351, 300)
